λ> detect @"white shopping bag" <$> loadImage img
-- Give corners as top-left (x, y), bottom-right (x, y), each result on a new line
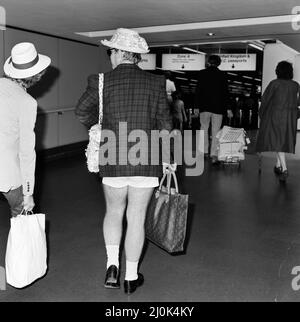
top-left (5, 212), bottom-right (47, 288)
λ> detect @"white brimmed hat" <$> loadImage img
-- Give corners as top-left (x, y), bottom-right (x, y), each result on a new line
top-left (101, 28), bottom-right (149, 54)
top-left (4, 42), bottom-right (51, 79)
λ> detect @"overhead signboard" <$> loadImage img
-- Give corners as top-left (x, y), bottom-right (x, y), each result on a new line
top-left (162, 54), bottom-right (205, 71)
top-left (218, 54), bottom-right (257, 71)
top-left (138, 54), bottom-right (156, 70)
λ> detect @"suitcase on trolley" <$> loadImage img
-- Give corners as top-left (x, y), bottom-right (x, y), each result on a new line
top-left (216, 126), bottom-right (249, 164)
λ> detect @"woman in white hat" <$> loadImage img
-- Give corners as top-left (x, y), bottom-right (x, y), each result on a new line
top-left (76, 28), bottom-right (173, 294)
top-left (0, 42), bottom-right (51, 216)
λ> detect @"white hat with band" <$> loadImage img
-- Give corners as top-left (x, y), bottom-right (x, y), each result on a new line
top-left (4, 42), bottom-right (51, 79)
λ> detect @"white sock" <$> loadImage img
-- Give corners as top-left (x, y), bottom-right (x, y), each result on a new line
top-left (106, 245), bottom-right (119, 269)
top-left (125, 260), bottom-right (138, 281)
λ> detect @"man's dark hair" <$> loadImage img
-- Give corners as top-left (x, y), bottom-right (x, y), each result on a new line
top-left (165, 71), bottom-right (172, 80)
top-left (121, 50), bottom-right (142, 64)
top-left (172, 90), bottom-right (182, 100)
top-left (208, 55), bottom-right (222, 67)
top-left (276, 61), bottom-right (293, 80)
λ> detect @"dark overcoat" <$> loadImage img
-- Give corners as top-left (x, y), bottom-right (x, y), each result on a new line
top-left (194, 66), bottom-right (229, 115)
top-left (256, 79), bottom-right (300, 153)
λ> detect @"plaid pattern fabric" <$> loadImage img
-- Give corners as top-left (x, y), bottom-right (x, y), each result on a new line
top-left (76, 64), bottom-right (173, 177)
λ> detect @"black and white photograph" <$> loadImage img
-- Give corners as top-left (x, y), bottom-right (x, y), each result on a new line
top-left (0, 0), bottom-right (300, 307)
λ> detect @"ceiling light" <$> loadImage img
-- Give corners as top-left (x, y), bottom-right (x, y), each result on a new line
top-left (170, 70), bottom-right (186, 74)
top-left (77, 15), bottom-right (296, 38)
top-left (207, 33), bottom-right (215, 37)
top-left (149, 38), bottom-right (271, 49)
top-left (175, 77), bottom-right (188, 81)
top-left (242, 76), bottom-right (252, 79)
top-left (248, 43), bottom-right (264, 51)
top-left (182, 47), bottom-right (206, 54)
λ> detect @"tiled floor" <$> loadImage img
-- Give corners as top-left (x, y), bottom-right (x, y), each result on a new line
top-left (1, 132), bottom-right (300, 302)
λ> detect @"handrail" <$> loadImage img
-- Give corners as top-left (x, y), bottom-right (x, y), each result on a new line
top-left (38, 107), bottom-right (75, 115)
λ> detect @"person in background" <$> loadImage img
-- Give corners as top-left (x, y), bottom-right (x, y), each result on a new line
top-left (242, 90), bottom-right (259, 130)
top-left (194, 55), bottom-right (233, 164)
top-left (0, 42), bottom-right (51, 217)
top-left (171, 91), bottom-right (187, 132)
top-left (165, 71), bottom-right (176, 106)
top-left (76, 28), bottom-right (173, 295)
top-left (256, 61), bottom-right (300, 182)
top-left (227, 95), bottom-right (238, 126)
top-left (248, 86), bottom-right (259, 130)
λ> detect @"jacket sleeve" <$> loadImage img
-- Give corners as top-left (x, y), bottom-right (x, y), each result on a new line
top-left (259, 81), bottom-right (274, 118)
top-left (194, 74), bottom-right (202, 109)
top-left (19, 97), bottom-right (37, 196)
top-left (75, 74), bottom-right (99, 129)
top-left (223, 73), bottom-right (230, 111)
top-left (156, 77), bottom-right (173, 131)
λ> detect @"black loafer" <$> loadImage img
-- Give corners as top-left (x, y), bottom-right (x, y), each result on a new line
top-left (274, 166), bottom-right (282, 175)
top-left (279, 170), bottom-right (289, 182)
top-left (124, 273), bottom-right (144, 295)
top-left (104, 265), bottom-right (120, 289)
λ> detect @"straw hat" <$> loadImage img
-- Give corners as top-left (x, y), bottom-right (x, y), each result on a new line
top-left (4, 42), bottom-right (51, 79)
top-left (101, 28), bottom-right (149, 54)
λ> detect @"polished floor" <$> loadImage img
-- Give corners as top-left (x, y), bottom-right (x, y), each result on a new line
top-left (1, 132), bottom-right (300, 302)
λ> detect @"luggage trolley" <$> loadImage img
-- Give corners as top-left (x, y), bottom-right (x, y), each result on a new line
top-left (216, 126), bottom-right (250, 167)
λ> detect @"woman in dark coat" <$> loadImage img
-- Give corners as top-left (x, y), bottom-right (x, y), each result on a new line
top-left (256, 61), bottom-right (300, 181)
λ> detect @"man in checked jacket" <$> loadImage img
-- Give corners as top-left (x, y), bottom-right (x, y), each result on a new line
top-left (76, 28), bottom-right (173, 295)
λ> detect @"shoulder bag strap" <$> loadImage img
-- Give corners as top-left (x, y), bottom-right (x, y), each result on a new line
top-left (98, 73), bottom-right (104, 125)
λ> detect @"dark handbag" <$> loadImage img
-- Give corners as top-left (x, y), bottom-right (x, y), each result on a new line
top-left (145, 171), bottom-right (189, 253)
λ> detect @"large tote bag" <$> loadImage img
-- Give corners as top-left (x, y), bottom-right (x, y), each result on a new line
top-left (145, 171), bottom-right (189, 253)
top-left (5, 212), bottom-right (47, 288)
top-left (85, 73), bottom-right (104, 173)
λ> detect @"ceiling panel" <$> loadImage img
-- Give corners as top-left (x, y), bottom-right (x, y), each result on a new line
top-left (0, 1), bottom-right (299, 36)
top-left (0, 0), bottom-right (300, 51)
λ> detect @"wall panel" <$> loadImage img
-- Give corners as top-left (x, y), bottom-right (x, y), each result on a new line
top-left (35, 112), bottom-right (59, 150)
top-left (58, 39), bottom-right (100, 109)
top-left (0, 30), bottom-right (4, 74)
top-left (262, 43), bottom-right (297, 92)
top-left (58, 110), bottom-right (88, 146)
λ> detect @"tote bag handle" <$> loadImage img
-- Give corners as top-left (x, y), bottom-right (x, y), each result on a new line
top-left (159, 170), bottom-right (179, 194)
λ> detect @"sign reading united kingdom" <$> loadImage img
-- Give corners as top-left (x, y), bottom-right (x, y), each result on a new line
top-left (162, 54), bottom-right (205, 71)
top-left (218, 54), bottom-right (257, 71)
top-left (138, 54), bottom-right (156, 70)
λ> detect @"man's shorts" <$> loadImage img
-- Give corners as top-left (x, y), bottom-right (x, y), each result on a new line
top-left (102, 176), bottom-right (159, 188)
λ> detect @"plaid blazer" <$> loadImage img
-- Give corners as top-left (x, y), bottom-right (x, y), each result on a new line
top-left (76, 63), bottom-right (173, 177)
